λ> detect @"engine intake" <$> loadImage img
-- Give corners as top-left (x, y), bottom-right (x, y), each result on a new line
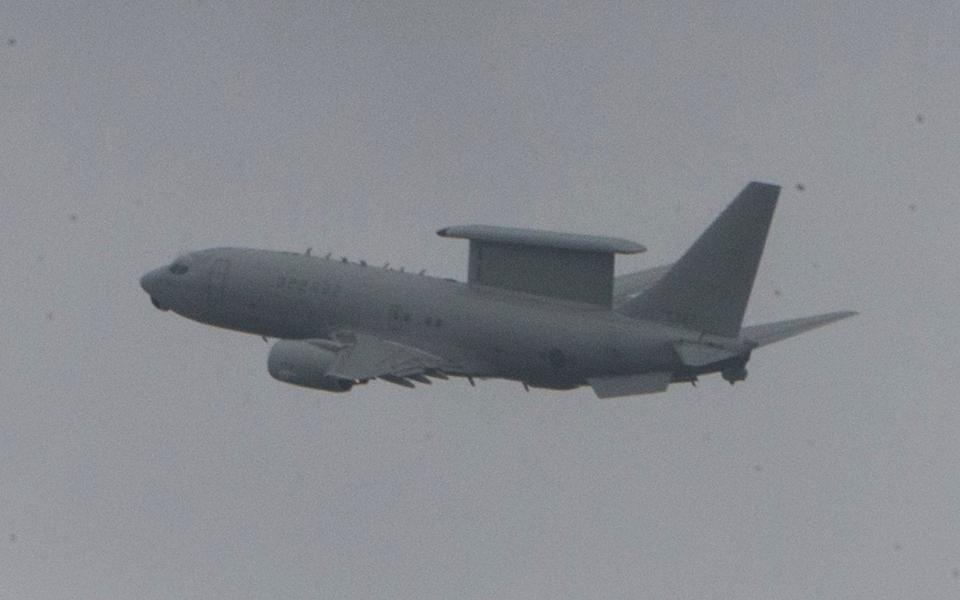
top-left (267, 340), bottom-right (354, 393)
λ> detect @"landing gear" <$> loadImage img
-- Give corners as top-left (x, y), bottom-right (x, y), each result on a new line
top-left (721, 366), bottom-right (748, 385)
top-left (671, 373), bottom-right (699, 387)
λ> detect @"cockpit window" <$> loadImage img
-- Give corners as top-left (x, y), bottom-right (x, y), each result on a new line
top-left (169, 263), bottom-right (189, 275)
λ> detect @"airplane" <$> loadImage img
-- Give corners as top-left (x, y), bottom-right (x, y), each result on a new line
top-left (140, 182), bottom-right (856, 398)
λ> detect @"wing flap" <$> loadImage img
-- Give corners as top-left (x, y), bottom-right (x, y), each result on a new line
top-left (327, 333), bottom-right (447, 380)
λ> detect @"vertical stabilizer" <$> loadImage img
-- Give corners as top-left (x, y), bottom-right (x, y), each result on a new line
top-left (618, 182), bottom-right (780, 337)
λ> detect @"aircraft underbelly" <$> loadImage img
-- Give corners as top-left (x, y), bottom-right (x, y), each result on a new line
top-left (194, 253), bottom-right (679, 384)
top-left (459, 314), bottom-right (672, 385)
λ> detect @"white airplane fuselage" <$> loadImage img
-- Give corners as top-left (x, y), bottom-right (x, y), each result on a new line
top-left (141, 247), bottom-right (709, 389)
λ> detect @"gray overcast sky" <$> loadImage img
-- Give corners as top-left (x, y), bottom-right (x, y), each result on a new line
top-left (2, 2), bottom-right (958, 598)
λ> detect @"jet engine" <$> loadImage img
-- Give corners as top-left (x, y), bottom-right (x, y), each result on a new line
top-left (267, 340), bottom-right (354, 393)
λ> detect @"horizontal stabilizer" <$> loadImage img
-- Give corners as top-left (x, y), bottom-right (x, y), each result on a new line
top-left (741, 311), bottom-right (858, 348)
top-left (589, 373), bottom-right (672, 398)
top-left (613, 264), bottom-right (672, 306)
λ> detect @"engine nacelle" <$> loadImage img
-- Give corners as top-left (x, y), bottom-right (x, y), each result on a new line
top-left (267, 340), bottom-right (354, 393)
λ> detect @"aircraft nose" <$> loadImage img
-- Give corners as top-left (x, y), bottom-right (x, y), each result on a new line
top-left (140, 268), bottom-right (171, 310)
top-left (140, 269), bottom-right (162, 295)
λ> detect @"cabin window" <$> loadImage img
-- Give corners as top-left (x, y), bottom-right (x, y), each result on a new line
top-left (169, 263), bottom-right (189, 275)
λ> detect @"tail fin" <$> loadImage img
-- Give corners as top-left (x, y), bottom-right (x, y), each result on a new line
top-left (619, 182), bottom-right (780, 337)
top-left (740, 311), bottom-right (858, 348)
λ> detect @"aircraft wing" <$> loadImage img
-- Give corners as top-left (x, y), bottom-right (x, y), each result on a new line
top-left (326, 332), bottom-right (485, 386)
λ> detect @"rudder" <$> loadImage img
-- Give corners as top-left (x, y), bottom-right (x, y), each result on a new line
top-left (618, 182), bottom-right (780, 337)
